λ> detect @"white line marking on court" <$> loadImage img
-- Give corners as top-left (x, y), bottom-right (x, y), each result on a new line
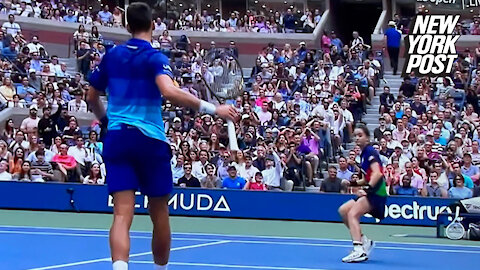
top-left (2, 224), bottom-right (480, 249)
top-left (131, 261), bottom-right (330, 270)
top-left (5, 229), bottom-right (478, 255)
top-left (26, 240), bottom-right (230, 270)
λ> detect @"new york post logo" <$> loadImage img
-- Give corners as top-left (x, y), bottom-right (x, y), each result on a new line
top-left (403, 15), bottom-right (460, 77)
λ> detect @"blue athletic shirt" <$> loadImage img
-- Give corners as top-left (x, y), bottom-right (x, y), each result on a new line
top-left (89, 38), bottom-right (173, 143)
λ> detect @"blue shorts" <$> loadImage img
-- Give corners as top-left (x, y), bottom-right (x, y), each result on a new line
top-left (103, 125), bottom-right (173, 197)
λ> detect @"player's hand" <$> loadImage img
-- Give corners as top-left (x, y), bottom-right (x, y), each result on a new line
top-left (356, 189), bottom-right (367, 197)
top-left (216, 105), bottom-right (238, 121)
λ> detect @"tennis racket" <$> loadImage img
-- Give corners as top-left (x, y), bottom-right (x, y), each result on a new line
top-left (445, 205), bottom-right (465, 240)
top-left (201, 48), bottom-right (244, 151)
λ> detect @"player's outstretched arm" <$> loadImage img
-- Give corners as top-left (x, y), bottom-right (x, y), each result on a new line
top-left (87, 87), bottom-right (106, 121)
top-left (156, 74), bottom-right (237, 120)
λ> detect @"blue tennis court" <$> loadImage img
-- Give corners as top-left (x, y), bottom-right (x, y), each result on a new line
top-left (0, 225), bottom-right (479, 270)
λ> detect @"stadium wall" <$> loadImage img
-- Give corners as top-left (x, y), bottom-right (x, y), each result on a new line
top-left (0, 181), bottom-right (455, 227)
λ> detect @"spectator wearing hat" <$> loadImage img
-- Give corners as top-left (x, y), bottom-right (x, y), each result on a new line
top-left (389, 145), bottom-right (410, 170)
top-left (178, 162), bottom-right (201, 188)
top-left (245, 171), bottom-right (267, 191)
top-left (28, 68), bottom-right (41, 91)
top-left (462, 153), bottom-right (480, 185)
top-left (26, 138), bottom-right (54, 163)
top-left (262, 148), bottom-right (284, 191)
top-left (238, 155), bottom-right (260, 182)
top-left (67, 90), bottom-right (88, 113)
top-left (222, 165), bottom-right (246, 189)
top-left (384, 21), bottom-right (402, 75)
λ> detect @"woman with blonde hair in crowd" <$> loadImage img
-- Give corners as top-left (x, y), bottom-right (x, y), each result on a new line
top-left (0, 77), bottom-right (16, 101)
top-left (0, 140), bottom-right (12, 161)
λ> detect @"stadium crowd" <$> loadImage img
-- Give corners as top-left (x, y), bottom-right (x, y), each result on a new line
top-left (0, 14), bottom-right (478, 199)
top-left (0, 0), bottom-right (321, 34)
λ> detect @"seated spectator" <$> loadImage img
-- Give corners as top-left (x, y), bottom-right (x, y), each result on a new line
top-left (222, 165), bottom-right (246, 189)
top-left (13, 161), bottom-right (33, 181)
top-left (26, 138), bottom-right (54, 162)
top-left (51, 144), bottom-right (81, 182)
top-left (31, 150), bottom-right (54, 182)
top-left (9, 147), bottom-right (25, 174)
top-left (68, 137), bottom-right (93, 178)
top-left (192, 150), bottom-right (210, 180)
top-left (462, 153), bottom-right (480, 185)
top-left (83, 163), bottom-right (104, 185)
top-left (394, 175), bottom-right (418, 196)
top-left (16, 76), bottom-right (37, 105)
top-left (337, 156), bottom-right (354, 181)
top-left (0, 159), bottom-right (12, 181)
top-left (320, 166), bottom-right (347, 193)
top-left (2, 41), bottom-right (18, 62)
top-left (62, 120), bottom-right (83, 146)
top-left (238, 155), bottom-right (259, 183)
top-left (178, 163), bottom-right (201, 188)
top-left (171, 155), bottom-right (185, 186)
top-left (0, 77), bottom-right (16, 101)
top-left (421, 171), bottom-right (448, 198)
top-left (449, 175), bottom-right (473, 199)
top-left (448, 162), bottom-right (475, 189)
top-left (200, 163), bottom-right (221, 188)
top-left (67, 90), bottom-right (88, 113)
top-left (245, 171), bottom-right (267, 191)
top-left (9, 130), bottom-right (29, 153)
top-left (399, 162), bottom-right (424, 191)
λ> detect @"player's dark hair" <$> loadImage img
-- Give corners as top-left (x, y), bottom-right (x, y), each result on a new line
top-left (355, 124), bottom-right (370, 138)
top-left (127, 2), bottom-right (152, 34)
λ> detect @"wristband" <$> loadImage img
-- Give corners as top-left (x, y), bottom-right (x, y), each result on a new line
top-left (199, 100), bottom-right (216, 115)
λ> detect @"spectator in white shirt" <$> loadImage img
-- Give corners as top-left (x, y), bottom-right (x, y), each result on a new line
top-left (192, 150), bottom-right (209, 180)
top-left (262, 150), bottom-right (284, 190)
top-left (0, 159), bottom-right (12, 181)
top-left (238, 155), bottom-right (260, 182)
top-left (2, 14), bottom-right (21, 37)
top-left (67, 90), bottom-right (88, 113)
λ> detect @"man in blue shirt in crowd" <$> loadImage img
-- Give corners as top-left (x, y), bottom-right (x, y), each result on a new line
top-left (87, 3), bottom-right (237, 270)
top-left (384, 21), bottom-right (401, 75)
top-left (63, 9), bottom-right (77, 23)
top-left (16, 76), bottom-right (37, 105)
top-left (222, 166), bottom-right (246, 189)
top-left (2, 41), bottom-right (17, 61)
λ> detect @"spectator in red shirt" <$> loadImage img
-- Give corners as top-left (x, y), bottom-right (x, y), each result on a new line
top-left (51, 143), bottom-right (81, 182)
top-left (244, 171), bottom-right (267, 191)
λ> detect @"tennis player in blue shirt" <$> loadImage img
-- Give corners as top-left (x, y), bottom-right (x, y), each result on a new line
top-left (87, 3), bottom-right (237, 270)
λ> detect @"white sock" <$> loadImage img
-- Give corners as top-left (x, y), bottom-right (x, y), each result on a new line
top-left (153, 263), bottom-right (168, 270)
top-left (353, 241), bottom-right (364, 253)
top-left (112, 260), bottom-right (128, 270)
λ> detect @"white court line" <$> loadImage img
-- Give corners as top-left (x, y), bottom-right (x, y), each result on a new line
top-left (131, 261), bottom-right (330, 270)
top-left (1, 224), bottom-right (480, 249)
top-left (2, 229), bottom-right (478, 254)
top-left (26, 240), bottom-right (230, 270)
